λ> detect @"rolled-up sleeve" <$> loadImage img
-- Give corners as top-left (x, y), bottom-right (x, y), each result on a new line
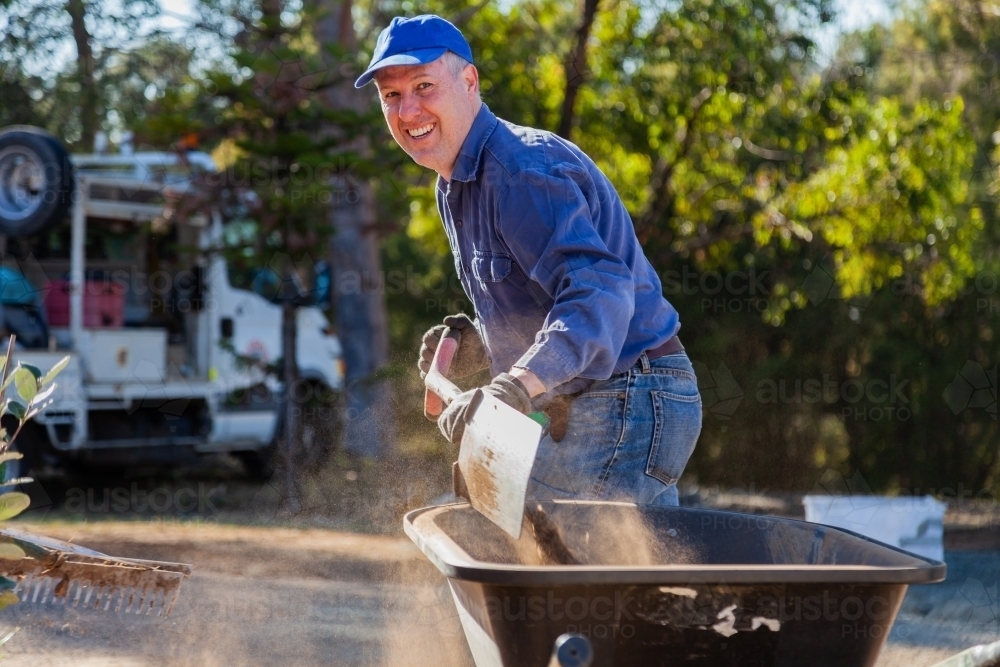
top-left (497, 166), bottom-right (635, 390)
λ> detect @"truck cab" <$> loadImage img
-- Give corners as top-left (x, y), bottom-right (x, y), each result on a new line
top-left (0, 127), bottom-right (344, 472)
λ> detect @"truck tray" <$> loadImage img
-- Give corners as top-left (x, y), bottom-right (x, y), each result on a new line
top-left (403, 500), bottom-right (946, 667)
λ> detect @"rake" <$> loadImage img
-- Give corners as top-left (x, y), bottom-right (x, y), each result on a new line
top-left (0, 527), bottom-right (192, 616)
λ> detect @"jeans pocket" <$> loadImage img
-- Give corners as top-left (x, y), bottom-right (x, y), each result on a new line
top-left (645, 389), bottom-right (702, 485)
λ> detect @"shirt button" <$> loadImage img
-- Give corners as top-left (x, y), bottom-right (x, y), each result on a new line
top-left (463, 265), bottom-right (470, 274)
top-left (455, 220), bottom-right (463, 228)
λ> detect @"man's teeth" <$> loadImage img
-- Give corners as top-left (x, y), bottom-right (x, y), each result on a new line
top-left (408, 124), bottom-right (434, 137)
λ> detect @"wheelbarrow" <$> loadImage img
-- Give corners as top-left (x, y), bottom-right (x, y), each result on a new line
top-left (404, 500), bottom-right (946, 667)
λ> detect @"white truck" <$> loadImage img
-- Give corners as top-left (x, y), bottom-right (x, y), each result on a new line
top-left (0, 126), bottom-right (344, 476)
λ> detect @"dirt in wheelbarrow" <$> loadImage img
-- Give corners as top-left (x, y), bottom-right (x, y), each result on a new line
top-left (0, 520), bottom-right (993, 667)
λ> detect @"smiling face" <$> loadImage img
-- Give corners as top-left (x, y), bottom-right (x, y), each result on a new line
top-left (374, 55), bottom-right (482, 181)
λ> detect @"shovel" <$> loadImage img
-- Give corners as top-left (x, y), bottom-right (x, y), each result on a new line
top-left (424, 328), bottom-right (542, 538)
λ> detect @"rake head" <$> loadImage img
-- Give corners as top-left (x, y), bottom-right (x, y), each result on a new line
top-left (0, 528), bottom-right (192, 616)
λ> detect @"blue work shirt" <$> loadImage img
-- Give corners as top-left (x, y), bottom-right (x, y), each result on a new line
top-left (436, 104), bottom-right (680, 402)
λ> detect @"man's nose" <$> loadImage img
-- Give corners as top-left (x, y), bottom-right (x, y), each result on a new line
top-left (398, 92), bottom-right (421, 122)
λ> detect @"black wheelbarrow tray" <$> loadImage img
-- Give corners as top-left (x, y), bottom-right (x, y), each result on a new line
top-left (403, 500), bottom-right (946, 667)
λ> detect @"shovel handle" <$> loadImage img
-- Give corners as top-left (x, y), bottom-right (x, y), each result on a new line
top-left (424, 327), bottom-right (463, 419)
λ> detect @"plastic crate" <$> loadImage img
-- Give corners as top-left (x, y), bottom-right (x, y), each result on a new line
top-left (803, 495), bottom-right (947, 562)
top-left (44, 280), bottom-right (125, 328)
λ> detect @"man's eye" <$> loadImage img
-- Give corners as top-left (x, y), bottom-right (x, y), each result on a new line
top-left (417, 82), bottom-right (432, 90)
top-left (383, 91), bottom-right (398, 100)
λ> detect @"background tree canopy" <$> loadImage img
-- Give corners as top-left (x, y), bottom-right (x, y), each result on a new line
top-left (2, 0), bottom-right (997, 494)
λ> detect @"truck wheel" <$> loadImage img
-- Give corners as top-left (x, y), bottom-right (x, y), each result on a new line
top-left (0, 126), bottom-right (74, 237)
top-left (298, 383), bottom-right (341, 468)
top-left (252, 383), bottom-right (341, 478)
top-left (236, 448), bottom-right (275, 481)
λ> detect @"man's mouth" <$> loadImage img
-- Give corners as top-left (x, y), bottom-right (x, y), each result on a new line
top-left (407, 123), bottom-right (435, 139)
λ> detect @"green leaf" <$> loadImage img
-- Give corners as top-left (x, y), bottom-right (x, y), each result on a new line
top-left (20, 364), bottom-right (41, 381)
top-left (5, 403), bottom-right (24, 422)
top-left (13, 369), bottom-right (35, 403)
top-left (0, 543), bottom-right (25, 560)
top-left (30, 383), bottom-right (56, 407)
top-left (0, 589), bottom-right (18, 610)
top-left (0, 492), bottom-right (30, 521)
top-left (40, 356), bottom-right (70, 386)
top-left (25, 398), bottom-right (54, 421)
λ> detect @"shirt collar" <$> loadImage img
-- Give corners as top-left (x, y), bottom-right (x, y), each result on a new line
top-left (449, 103), bottom-right (498, 183)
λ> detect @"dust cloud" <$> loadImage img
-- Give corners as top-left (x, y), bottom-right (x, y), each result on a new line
top-left (378, 559), bottom-right (473, 667)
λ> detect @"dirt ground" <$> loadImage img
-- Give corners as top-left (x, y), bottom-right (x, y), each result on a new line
top-left (0, 518), bottom-right (994, 667)
top-left (0, 520), bottom-right (471, 667)
top-left (0, 459), bottom-right (995, 666)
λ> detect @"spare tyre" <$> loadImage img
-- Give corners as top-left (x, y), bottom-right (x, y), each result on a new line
top-left (0, 126), bottom-right (74, 237)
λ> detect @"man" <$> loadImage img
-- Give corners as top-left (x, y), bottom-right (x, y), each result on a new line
top-left (356, 15), bottom-right (701, 506)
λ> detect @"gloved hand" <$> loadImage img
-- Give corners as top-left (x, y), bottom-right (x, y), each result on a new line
top-left (419, 313), bottom-right (489, 380)
top-left (543, 395), bottom-right (571, 443)
top-left (438, 373), bottom-right (532, 446)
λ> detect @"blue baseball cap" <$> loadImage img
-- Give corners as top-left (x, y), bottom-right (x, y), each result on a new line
top-left (354, 15), bottom-right (474, 88)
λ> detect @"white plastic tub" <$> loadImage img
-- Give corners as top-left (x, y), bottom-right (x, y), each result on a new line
top-left (803, 495), bottom-right (946, 562)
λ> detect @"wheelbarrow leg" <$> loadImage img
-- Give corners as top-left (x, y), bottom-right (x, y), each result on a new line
top-left (548, 633), bottom-right (593, 667)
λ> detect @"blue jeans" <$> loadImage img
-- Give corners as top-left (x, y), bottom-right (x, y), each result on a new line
top-left (526, 352), bottom-right (702, 507)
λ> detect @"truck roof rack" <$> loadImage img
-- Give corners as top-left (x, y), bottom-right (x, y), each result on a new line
top-left (71, 151), bottom-right (216, 184)
top-left (71, 152), bottom-right (216, 223)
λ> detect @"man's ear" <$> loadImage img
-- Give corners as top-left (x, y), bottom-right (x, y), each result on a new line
top-left (462, 64), bottom-right (480, 96)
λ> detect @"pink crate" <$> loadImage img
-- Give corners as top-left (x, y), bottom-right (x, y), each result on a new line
top-left (44, 280), bottom-right (125, 328)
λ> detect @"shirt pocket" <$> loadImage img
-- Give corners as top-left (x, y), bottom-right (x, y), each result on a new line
top-left (471, 250), bottom-right (511, 283)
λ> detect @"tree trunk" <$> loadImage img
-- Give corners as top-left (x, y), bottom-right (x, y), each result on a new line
top-left (281, 296), bottom-right (301, 512)
top-left (557, 0), bottom-right (600, 140)
top-left (312, 0), bottom-right (396, 459)
top-left (65, 0), bottom-right (99, 149)
top-left (329, 179), bottom-right (395, 458)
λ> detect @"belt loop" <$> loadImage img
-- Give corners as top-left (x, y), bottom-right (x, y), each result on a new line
top-left (639, 351), bottom-right (651, 374)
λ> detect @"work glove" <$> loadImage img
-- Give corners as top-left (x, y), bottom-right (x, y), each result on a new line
top-left (543, 395), bottom-right (571, 443)
top-left (419, 313), bottom-right (489, 380)
top-left (438, 373), bottom-right (532, 446)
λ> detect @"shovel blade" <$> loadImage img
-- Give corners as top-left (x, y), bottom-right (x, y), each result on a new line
top-left (458, 391), bottom-right (542, 538)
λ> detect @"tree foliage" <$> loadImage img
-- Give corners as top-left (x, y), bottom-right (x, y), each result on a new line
top-left (3, 0), bottom-right (997, 493)
top-left (0, 0), bottom-right (165, 147)
top-left (367, 0), bottom-right (997, 492)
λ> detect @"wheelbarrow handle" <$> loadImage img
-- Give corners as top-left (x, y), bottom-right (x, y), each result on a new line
top-left (423, 327), bottom-right (463, 420)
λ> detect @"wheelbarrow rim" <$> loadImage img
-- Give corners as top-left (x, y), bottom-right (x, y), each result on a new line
top-left (403, 502), bottom-right (947, 587)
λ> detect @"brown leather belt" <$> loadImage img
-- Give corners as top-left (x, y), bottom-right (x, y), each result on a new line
top-left (542, 335), bottom-right (686, 440)
top-left (645, 335), bottom-right (684, 361)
